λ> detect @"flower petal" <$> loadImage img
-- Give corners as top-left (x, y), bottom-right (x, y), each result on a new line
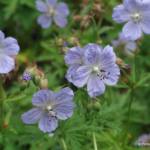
top-left (66, 65), bottom-right (80, 83)
top-left (103, 64), bottom-right (120, 85)
top-left (141, 17), bottom-right (150, 34)
top-left (125, 41), bottom-right (137, 51)
top-left (126, 0), bottom-right (150, 12)
top-left (0, 31), bottom-right (5, 40)
top-left (65, 46), bottom-right (83, 65)
top-left (56, 2), bottom-right (69, 17)
top-left (38, 115), bottom-right (58, 133)
top-left (0, 55), bottom-right (15, 74)
top-left (36, 0), bottom-right (48, 13)
top-left (123, 21), bottom-right (142, 40)
top-left (123, 0), bottom-right (138, 12)
top-left (21, 108), bottom-right (43, 124)
top-left (112, 4), bottom-right (130, 23)
top-left (87, 74), bottom-right (105, 97)
top-left (72, 65), bottom-right (91, 87)
top-left (102, 45), bottom-right (116, 62)
top-left (54, 87), bottom-right (74, 102)
top-left (53, 87), bottom-right (74, 120)
top-left (54, 101), bottom-right (74, 120)
top-left (32, 90), bottom-right (55, 107)
top-left (46, 0), bottom-right (57, 7)
top-left (37, 15), bottom-right (52, 28)
top-left (54, 15), bottom-right (67, 28)
top-left (84, 43), bottom-right (102, 65)
top-left (2, 37), bottom-right (20, 56)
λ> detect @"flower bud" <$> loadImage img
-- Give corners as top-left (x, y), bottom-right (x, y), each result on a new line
top-left (40, 78), bottom-right (49, 89)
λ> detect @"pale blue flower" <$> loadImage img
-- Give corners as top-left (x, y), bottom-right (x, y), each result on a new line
top-left (36, 0), bottom-right (69, 28)
top-left (113, 0), bottom-right (150, 40)
top-left (112, 32), bottom-right (137, 55)
top-left (65, 44), bottom-right (120, 98)
top-left (22, 87), bottom-right (74, 133)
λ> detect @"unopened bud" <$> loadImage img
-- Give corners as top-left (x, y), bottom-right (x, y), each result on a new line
top-left (40, 78), bottom-right (49, 89)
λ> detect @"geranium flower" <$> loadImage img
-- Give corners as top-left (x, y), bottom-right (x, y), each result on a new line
top-left (36, 0), bottom-right (69, 28)
top-left (113, 0), bottom-right (150, 40)
top-left (22, 88), bottom-right (74, 133)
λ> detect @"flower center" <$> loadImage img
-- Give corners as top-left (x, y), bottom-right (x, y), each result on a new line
top-left (46, 104), bottom-right (56, 116)
top-left (46, 105), bottom-right (52, 111)
top-left (47, 6), bottom-right (55, 16)
top-left (131, 12), bottom-right (142, 22)
top-left (92, 66), bottom-right (99, 73)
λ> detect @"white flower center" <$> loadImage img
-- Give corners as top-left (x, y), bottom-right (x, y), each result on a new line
top-left (45, 104), bottom-right (56, 116)
top-left (46, 105), bottom-right (52, 111)
top-left (131, 12), bottom-right (142, 22)
top-left (93, 66), bottom-right (99, 73)
top-left (47, 6), bottom-right (56, 16)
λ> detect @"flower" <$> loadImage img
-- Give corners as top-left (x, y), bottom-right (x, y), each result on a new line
top-left (22, 71), bottom-right (32, 81)
top-left (65, 44), bottom-right (120, 98)
top-left (112, 0), bottom-right (150, 40)
top-left (0, 30), bottom-right (20, 74)
top-left (21, 87), bottom-right (74, 133)
top-left (134, 133), bottom-right (150, 147)
top-left (112, 32), bottom-right (137, 55)
top-left (36, 0), bottom-right (69, 28)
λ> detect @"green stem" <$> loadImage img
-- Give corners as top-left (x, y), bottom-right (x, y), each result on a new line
top-left (0, 78), bottom-right (6, 131)
top-left (0, 79), bottom-right (6, 99)
top-left (123, 55), bottom-right (136, 147)
top-left (61, 138), bottom-right (67, 150)
top-left (93, 133), bottom-right (98, 150)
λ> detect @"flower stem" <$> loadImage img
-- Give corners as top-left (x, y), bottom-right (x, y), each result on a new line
top-left (123, 55), bottom-right (136, 146)
top-left (61, 138), bottom-right (67, 150)
top-left (0, 78), bottom-right (6, 131)
top-left (0, 79), bottom-right (6, 99)
top-left (93, 133), bottom-right (98, 150)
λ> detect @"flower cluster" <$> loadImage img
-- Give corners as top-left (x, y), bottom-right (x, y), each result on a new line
top-left (22, 87), bottom-right (74, 133)
top-left (1, 0), bottom-right (148, 136)
top-left (65, 44), bottom-right (120, 97)
top-left (36, 0), bottom-right (69, 28)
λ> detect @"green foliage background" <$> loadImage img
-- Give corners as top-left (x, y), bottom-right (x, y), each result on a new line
top-left (0, 0), bottom-right (150, 150)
